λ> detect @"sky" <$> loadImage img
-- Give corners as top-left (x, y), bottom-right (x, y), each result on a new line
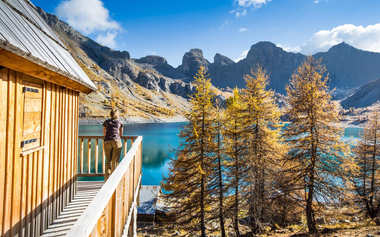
top-left (31, 0), bottom-right (380, 67)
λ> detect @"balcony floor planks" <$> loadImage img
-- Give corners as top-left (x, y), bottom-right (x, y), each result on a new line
top-left (41, 181), bottom-right (104, 237)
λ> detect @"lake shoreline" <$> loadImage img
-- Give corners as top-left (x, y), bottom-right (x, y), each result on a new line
top-left (80, 117), bottom-right (365, 128)
top-left (79, 115), bottom-right (187, 125)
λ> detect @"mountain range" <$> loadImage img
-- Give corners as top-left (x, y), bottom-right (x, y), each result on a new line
top-left (37, 7), bottom-right (380, 116)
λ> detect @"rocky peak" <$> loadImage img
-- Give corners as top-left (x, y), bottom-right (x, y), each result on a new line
top-left (246, 41), bottom-right (286, 61)
top-left (135, 55), bottom-right (168, 66)
top-left (325, 42), bottom-right (359, 57)
top-left (180, 48), bottom-right (210, 76)
top-left (214, 53), bottom-right (235, 66)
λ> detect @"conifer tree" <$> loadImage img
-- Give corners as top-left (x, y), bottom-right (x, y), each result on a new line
top-left (352, 110), bottom-right (380, 225)
top-left (223, 88), bottom-right (247, 236)
top-left (162, 66), bottom-right (215, 236)
top-left (208, 108), bottom-right (227, 237)
top-left (283, 56), bottom-right (353, 232)
top-left (240, 65), bottom-right (283, 234)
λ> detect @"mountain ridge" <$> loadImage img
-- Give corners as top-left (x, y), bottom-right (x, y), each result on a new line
top-left (38, 7), bottom-right (380, 111)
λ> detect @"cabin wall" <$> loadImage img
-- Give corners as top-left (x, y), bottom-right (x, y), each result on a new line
top-left (0, 67), bottom-right (80, 237)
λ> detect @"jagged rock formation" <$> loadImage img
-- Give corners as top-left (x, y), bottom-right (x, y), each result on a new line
top-left (341, 77), bottom-right (380, 109)
top-left (38, 7), bottom-right (380, 110)
top-left (172, 42), bottom-right (380, 95)
top-left (178, 49), bottom-right (211, 77)
top-left (37, 7), bottom-right (195, 98)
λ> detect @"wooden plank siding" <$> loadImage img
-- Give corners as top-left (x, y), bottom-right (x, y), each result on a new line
top-left (0, 67), bottom-right (80, 237)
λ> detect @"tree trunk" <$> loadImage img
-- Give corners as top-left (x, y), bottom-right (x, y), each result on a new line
top-left (234, 166), bottom-right (240, 236)
top-left (218, 131), bottom-right (226, 237)
top-left (201, 172), bottom-right (206, 237)
top-left (200, 116), bottom-right (206, 237)
top-left (306, 182), bottom-right (316, 232)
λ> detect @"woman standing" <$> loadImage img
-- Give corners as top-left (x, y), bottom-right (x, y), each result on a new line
top-left (103, 109), bottom-right (124, 181)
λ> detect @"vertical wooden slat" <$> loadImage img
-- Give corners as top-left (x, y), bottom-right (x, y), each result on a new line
top-left (67, 90), bottom-right (72, 204)
top-left (3, 69), bottom-right (16, 237)
top-left (10, 72), bottom-right (23, 237)
top-left (70, 91), bottom-right (75, 200)
top-left (36, 148), bottom-right (43, 235)
top-left (20, 155), bottom-right (27, 237)
top-left (58, 86), bottom-right (63, 215)
top-left (74, 93), bottom-right (79, 195)
top-left (0, 68), bottom-right (8, 236)
top-left (63, 88), bottom-right (68, 208)
top-left (25, 154), bottom-right (32, 236)
top-left (88, 139), bottom-right (91, 174)
top-left (48, 83), bottom-right (55, 225)
top-left (31, 151), bottom-right (37, 236)
top-left (95, 139), bottom-right (99, 174)
top-left (115, 183), bottom-right (123, 236)
top-left (41, 81), bottom-right (50, 233)
top-left (53, 84), bottom-right (59, 220)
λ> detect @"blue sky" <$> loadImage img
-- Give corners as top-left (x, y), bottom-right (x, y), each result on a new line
top-left (32, 0), bottom-right (380, 67)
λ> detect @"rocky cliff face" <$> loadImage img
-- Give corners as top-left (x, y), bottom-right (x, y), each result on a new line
top-left (341, 77), bottom-right (380, 109)
top-left (38, 8), bottom-right (195, 98)
top-left (172, 42), bottom-right (380, 96)
top-left (178, 49), bottom-right (210, 78)
top-left (38, 6), bottom-right (380, 110)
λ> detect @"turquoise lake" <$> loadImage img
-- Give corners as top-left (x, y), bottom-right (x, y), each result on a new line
top-left (79, 123), bottom-right (362, 186)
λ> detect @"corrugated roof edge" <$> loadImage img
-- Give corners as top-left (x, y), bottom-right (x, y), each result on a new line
top-left (3, 0), bottom-right (67, 50)
top-left (0, 39), bottom-right (97, 92)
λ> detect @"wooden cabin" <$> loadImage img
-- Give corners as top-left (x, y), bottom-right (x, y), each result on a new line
top-left (0, 0), bottom-right (142, 236)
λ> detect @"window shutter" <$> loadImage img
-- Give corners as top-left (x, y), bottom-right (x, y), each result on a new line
top-left (22, 81), bottom-right (43, 151)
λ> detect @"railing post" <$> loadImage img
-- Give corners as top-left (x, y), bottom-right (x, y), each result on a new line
top-left (95, 139), bottom-right (99, 174)
top-left (88, 139), bottom-right (91, 174)
top-left (123, 139), bottom-right (127, 157)
top-left (102, 140), bottom-right (105, 174)
top-left (80, 139), bottom-right (83, 174)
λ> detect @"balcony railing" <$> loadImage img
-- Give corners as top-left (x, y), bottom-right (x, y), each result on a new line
top-left (67, 135), bottom-right (143, 236)
top-left (77, 136), bottom-right (139, 177)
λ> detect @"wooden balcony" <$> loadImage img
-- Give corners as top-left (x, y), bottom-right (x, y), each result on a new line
top-left (42, 135), bottom-right (143, 237)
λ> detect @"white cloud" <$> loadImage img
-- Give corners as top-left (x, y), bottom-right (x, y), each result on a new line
top-left (232, 0), bottom-right (270, 17)
top-left (276, 44), bottom-right (301, 53)
top-left (235, 0), bottom-right (272, 8)
top-left (234, 49), bottom-right (249, 62)
top-left (239, 28), bottom-right (249, 32)
top-left (96, 31), bottom-right (118, 48)
top-left (145, 50), bottom-right (158, 55)
top-left (300, 23), bottom-right (380, 54)
top-left (219, 20), bottom-right (232, 29)
top-left (56, 0), bottom-right (123, 48)
top-left (314, 0), bottom-right (327, 3)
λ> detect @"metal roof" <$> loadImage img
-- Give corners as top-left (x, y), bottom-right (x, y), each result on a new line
top-left (0, 0), bottom-right (96, 92)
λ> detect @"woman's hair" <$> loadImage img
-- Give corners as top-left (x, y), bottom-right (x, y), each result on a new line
top-left (110, 109), bottom-right (119, 120)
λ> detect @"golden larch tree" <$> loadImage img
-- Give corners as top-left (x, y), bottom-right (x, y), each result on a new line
top-left (283, 56), bottom-right (354, 232)
top-left (351, 110), bottom-right (380, 225)
top-left (162, 66), bottom-right (216, 236)
top-left (240, 65), bottom-right (283, 234)
top-left (223, 88), bottom-right (247, 236)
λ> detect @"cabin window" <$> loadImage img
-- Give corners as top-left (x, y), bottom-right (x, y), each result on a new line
top-left (22, 80), bottom-right (43, 152)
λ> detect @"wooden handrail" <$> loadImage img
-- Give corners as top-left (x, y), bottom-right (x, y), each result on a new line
top-left (77, 135), bottom-right (139, 176)
top-left (67, 136), bottom-right (143, 236)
